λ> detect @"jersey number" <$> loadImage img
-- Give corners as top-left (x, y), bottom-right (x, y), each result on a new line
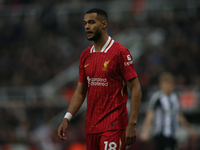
top-left (104, 141), bottom-right (117, 150)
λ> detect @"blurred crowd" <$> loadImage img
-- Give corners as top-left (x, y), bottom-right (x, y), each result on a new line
top-left (0, 105), bottom-right (87, 150)
top-left (0, 5), bottom-right (83, 86)
top-left (135, 10), bottom-right (200, 98)
top-left (0, 0), bottom-right (121, 86)
top-left (0, 0), bottom-right (110, 5)
top-left (0, 2), bottom-right (199, 88)
top-left (0, 105), bottom-right (60, 145)
top-left (0, 1), bottom-right (200, 150)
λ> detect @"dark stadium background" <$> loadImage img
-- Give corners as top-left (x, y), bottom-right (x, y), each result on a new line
top-left (0, 0), bottom-right (200, 150)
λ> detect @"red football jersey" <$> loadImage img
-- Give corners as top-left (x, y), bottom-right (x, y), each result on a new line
top-left (79, 36), bottom-right (137, 133)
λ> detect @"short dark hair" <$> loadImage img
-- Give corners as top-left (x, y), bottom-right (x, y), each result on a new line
top-left (86, 8), bottom-right (108, 21)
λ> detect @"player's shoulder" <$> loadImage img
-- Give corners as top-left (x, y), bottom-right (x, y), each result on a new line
top-left (150, 91), bottom-right (161, 102)
top-left (148, 91), bottom-right (162, 109)
top-left (80, 45), bottom-right (93, 59)
top-left (111, 41), bottom-right (130, 54)
top-left (113, 41), bottom-right (127, 50)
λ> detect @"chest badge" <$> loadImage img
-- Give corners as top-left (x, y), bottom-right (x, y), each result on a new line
top-left (102, 60), bottom-right (110, 71)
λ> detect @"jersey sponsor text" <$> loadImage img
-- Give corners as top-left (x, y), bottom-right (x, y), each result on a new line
top-left (87, 76), bottom-right (108, 87)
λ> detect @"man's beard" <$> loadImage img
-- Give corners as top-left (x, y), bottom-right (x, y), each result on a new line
top-left (87, 29), bottom-right (101, 42)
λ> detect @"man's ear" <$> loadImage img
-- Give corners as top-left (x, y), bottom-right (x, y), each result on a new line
top-left (102, 20), bottom-right (107, 30)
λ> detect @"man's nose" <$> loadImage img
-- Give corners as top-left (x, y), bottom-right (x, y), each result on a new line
top-left (85, 23), bottom-right (90, 29)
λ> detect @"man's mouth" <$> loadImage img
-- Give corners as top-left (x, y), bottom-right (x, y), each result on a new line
top-left (86, 31), bottom-right (93, 35)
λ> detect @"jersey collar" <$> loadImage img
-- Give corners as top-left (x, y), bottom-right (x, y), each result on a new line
top-left (90, 36), bottom-right (114, 53)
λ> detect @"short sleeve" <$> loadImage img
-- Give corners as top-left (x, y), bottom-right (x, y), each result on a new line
top-left (118, 48), bottom-right (137, 82)
top-left (78, 54), bottom-right (87, 83)
top-left (148, 91), bottom-right (160, 111)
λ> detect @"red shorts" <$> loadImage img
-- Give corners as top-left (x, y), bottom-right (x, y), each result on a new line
top-left (86, 130), bottom-right (126, 150)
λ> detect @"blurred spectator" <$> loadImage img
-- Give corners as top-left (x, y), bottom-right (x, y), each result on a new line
top-left (140, 72), bottom-right (197, 150)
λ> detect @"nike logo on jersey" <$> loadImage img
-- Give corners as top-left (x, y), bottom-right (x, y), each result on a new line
top-left (84, 64), bottom-right (90, 68)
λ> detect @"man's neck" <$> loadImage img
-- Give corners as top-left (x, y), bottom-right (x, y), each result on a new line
top-left (93, 34), bottom-right (108, 52)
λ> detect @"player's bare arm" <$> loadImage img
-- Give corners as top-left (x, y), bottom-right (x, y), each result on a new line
top-left (57, 82), bottom-right (88, 140)
top-left (140, 110), bottom-right (154, 142)
top-left (125, 77), bottom-right (142, 146)
top-left (179, 112), bottom-right (197, 140)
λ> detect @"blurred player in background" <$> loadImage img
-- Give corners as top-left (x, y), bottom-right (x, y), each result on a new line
top-left (58, 8), bottom-right (142, 150)
top-left (140, 72), bottom-right (196, 150)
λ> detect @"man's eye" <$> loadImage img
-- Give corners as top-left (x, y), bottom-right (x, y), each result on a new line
top-left (90, 21), bottom-right (95, 24)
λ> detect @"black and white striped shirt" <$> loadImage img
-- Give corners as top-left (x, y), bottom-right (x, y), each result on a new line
top-left (148, 91), bottom-right (180, 139)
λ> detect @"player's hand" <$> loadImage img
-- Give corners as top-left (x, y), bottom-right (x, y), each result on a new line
top-left (140, 132), bottom-right (150, 142)
top-left (57, 118), bottom-right (69, 140)
top-left (125, 123), bottom-right (137, 146)
top-left (189, 128), bottom-right (197, 142)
